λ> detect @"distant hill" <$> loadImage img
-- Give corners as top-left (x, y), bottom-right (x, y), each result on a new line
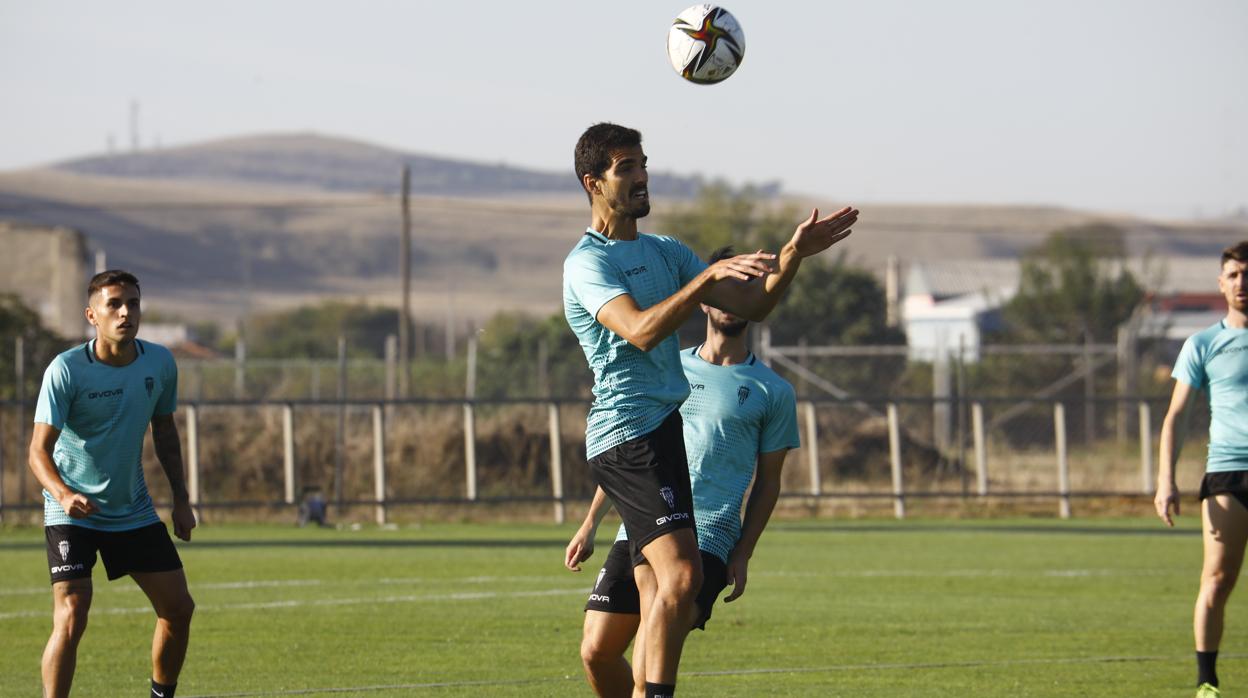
top-left (52, 132), bottom-right (775, 198)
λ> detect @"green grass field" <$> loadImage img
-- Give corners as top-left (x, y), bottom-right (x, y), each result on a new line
top-left (0, 517), bottom-right (1236, 697)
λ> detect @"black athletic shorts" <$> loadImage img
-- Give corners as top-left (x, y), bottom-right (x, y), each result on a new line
top-left (46, 522), bottom-right (183, 584)
top-left (588, 410), bottom-right (695, 556)
top-left (584, 540), bottom-right (730, 631)
top-left (1199, 470), bottom-right (1248, 511)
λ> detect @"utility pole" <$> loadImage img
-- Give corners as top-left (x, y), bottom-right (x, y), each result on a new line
top-left (398, 166), bottom-right (412, 398)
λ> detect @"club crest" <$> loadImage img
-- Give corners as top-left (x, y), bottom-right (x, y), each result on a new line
top-left (595, 567), bottom-right (607, 591)
top-left (58, 540), bottom-right (70, 562)
top-left (659, 486), bottom-right (676, 511)
top-left (737, 385), bottom-right (751, 405)
top-left (145, 376), bottom-right (155, 397)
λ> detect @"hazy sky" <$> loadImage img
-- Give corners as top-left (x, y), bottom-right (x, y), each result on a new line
top-left (2, 1), bottom-right (1244, 219)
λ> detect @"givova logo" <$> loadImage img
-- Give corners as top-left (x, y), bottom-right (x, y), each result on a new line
top-left (87, 388), bottom-right (124, 400)
top-left (50, 563), bottom-right (85, 574)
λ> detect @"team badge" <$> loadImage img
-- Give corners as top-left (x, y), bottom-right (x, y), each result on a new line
top-left (145, 376), bottom-right (155, 397)
top-left (737, 385), bottom-right (751, 405)
top-left (58, 540), bottom-right (70, 562)
top-left (595, 567), bottom-right (607, 591)
top-left (659, 486), bottom-right (675, 511)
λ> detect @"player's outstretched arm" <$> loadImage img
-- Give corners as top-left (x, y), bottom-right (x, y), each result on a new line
top-left (703, 207), bottom-right (858, 322)
top-left (596, 251), bottom-right (776, 351)
top-left (725, 448), bottom-right (789, 602)
top-left (151, 414), bottom-right (196, 541)
top-left (566, 486), bottom-right (615, 571)
top-left (1156, 380), bottom-right (1198, 527)
top-left (28, 423), bottom-right (99, 518)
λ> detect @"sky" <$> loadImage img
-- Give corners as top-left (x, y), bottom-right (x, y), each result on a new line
top-left (1, 0), bottom-right (1245, 220)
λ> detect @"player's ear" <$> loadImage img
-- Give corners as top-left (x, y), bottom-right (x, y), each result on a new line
top-left (582, 173), bottom-right (601, 198)
top-left (84, 305), bottom-right (96, 327)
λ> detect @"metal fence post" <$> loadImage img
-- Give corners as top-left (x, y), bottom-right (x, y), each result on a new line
top-left (16, 335), bottom-right (26, 504)
top-left (1139, 401), bottom-right (1153, 495)
top-left (1055, 402), bottom-right (1071, 519)
top-left (548, 402), bottom-right (564, 524)
top-left (373, 405), bottom-right (387, 525)
top-left (186, 405), bottom-right (201, 521)
top-left (972, 401), bottom-right (987, 496)
top-left (282, 404), bottom-right (295, 504)
top-left (464, 337), bottom-right (478, 501)
top-left (803, 402), bottom-right (820, 497)
top-left (887, 403), bottom-right (906, 519)
top-left (334, 337), bottom-right (347, 512)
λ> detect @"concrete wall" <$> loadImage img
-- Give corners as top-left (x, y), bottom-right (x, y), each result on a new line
top-left (0, 221), bottom-right (90, 339)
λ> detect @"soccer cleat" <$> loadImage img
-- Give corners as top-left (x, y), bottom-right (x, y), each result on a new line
top-left (1196, 683), bottom-right (1221, 698)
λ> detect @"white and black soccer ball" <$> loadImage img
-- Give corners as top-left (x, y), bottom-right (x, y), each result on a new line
top-left (666, 4), bottom-right (745, 85)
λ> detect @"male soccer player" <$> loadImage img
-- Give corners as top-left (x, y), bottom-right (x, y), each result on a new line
top-left (1155, 241), bottom-right (1248, 698)
top-left (564, 247), bottom-right (800, 697)
top-left (564, 122), bottom-right (856, 697)
top-left (28, 270), bottom-right (196, 698)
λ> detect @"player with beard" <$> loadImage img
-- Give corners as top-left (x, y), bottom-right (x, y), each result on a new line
top-left (563, 123), bottom-right (856, 697)
top-left (29, 270), bottom-right (195, 698)
top-left (1155, 241), bottom-right (1248, 698)
top-left (565, 246), bottom-right (800, 698)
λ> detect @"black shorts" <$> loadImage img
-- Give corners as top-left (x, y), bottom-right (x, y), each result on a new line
top-left (588, 410), bottom-right (695, 555)
top-left (584, 540), bottom-right (730, 631)
top-left (1199, 470), bottom-right (1248, 511)
top-left (45, 522), bottom-right (183, 584)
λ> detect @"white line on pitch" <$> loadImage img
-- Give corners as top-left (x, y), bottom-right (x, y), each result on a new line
top-left (0, 578), bottom-right (327, 597)
top-left (0, 587), bottom-right (587, 621)
top-left (179, 652), bottom-right (1246, 697)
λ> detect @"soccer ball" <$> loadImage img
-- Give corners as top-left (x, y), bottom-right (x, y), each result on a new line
top-left (666, 4), bottom-right (745, 85)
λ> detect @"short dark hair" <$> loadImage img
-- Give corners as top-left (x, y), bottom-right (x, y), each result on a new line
top-left (574, 123), bottom-right (642, 203)
top-left (707, 246), bottom-right (735, 264)
top-left (87, 270), bottom-right (140, 301)
top-left (1222, 241), bottom-right (1248, 268)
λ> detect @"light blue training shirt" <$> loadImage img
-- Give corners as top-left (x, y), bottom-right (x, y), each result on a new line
top-left (563, 229), bottom-right (707, 459)
top-left (616, 346), bottom-right (800, 563)
top-left (34, 339), bottom-right (178, 530)
top-left (1172, 320), bottom-right (1248, 473)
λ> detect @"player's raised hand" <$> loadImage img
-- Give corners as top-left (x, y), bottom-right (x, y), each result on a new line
top-left (58, 492), bottom-right (99, 519)
top-left (789, 206), bottom-right (859, 259)
top-left (705, 250), bottom-right (776, 283)
top-left (724, 548), bottom-right (749, 602)
top-left (564, 528), bottom-right (595, 572)
top-left (1155, 482), bottom-right (1180, 527)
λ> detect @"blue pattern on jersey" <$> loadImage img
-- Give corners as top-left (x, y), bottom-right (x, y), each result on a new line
top-left (1172, 321), bottom-right (1248, 472)
top-left (34, 340), bottom-right (179, 530)
top-left (563, 229), bottom-right (707, 459)
top-left (617, 347), bottom-right (800, 562)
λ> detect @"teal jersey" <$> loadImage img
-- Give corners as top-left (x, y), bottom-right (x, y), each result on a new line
top-left (34, 339), bottom-right (179, 530)
top-left (563, 229), bottom-right (707, 459)
top-left (617, 347), bottom-right (800, 563)
top-left (1172, 320), bottom-right (1248, 472)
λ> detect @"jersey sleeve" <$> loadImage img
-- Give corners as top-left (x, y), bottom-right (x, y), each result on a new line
top-left (565, 249), bottom-right (630, 320)
top-left (34, 357), bottom-right (73, 429)
top-left (760, 381), bottom-right (801, 453)
top-left (155, 350), bottom-right (179, 415)
top-left (1172, 334), bottom-right (1207, 389)
top-left (656, 235), bottom-right (708, 286)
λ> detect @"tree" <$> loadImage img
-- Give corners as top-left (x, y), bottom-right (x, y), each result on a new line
top-left (995, 224), bottom-right (1144, 344)
top-left (0, 294), bottom-right (68, 399)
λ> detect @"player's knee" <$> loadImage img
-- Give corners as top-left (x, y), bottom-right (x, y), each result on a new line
top-left (579, 635), bottom-right (613, 669)
top-left (55, 595), bottom-right (91, 639)
top-left (159, 592), bottom-right (195, 628)
top-left (1203, 568), bottom-right (1239, 603)
top-left (661, 562), bottom-right (702, 605)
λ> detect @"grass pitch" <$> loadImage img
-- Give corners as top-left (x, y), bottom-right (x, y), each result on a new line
top-left (0, 516), bottom-right (1231, 697)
